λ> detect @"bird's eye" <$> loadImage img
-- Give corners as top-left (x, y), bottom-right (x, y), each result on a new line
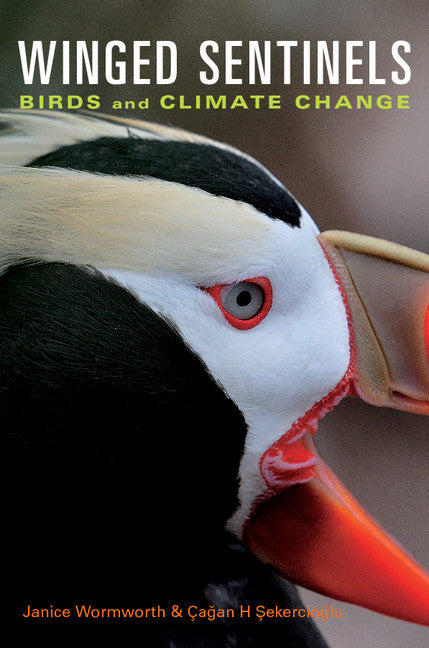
top-left (204, 277), bottom-right (272, 330)
top-left (220, 282), bottom-right (264, 319)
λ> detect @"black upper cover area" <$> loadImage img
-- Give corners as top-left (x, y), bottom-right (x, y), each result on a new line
top-left (0, 262), bottom-right (245, 605)
top-left (28, 136), bottom-right (302, 227)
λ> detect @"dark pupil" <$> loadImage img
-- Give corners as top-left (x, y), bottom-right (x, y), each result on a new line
top-left (236, 290), bottom-right (252, 307)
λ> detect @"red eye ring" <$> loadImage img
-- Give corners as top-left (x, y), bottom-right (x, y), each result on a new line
top-left (205, 277), bottom-right (273, 330)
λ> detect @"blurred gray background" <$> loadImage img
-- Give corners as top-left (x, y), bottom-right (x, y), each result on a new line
top-left (1, 1), bottom-right (428, 645)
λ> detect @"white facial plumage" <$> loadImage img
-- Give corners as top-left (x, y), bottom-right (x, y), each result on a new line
top-left (106, 204), bottom-right (350, 535)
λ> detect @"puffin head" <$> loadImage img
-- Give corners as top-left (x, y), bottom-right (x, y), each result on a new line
top-left (1, 111), bottom-right (428, 623)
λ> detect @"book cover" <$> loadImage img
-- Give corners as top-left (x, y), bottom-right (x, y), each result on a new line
top-left (1, 2), bottom-right (428, 646)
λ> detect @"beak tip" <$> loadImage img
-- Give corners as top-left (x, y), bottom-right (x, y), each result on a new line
top-left (246, 472), bottom-right (429, 627)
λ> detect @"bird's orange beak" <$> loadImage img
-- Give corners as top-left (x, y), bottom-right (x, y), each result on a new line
top-left (245, 231), bottom-right (429, 626)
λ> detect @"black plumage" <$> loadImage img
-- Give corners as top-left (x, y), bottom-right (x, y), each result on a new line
top-left (28, 137), bottom-right (302, 227)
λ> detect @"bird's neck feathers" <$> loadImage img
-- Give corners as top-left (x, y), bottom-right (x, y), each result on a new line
top-left (0, 261), bottom-right (247, 595)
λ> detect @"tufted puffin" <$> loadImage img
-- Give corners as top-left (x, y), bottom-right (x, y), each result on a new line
top-left (0, 111), bottom-right (428, 644)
